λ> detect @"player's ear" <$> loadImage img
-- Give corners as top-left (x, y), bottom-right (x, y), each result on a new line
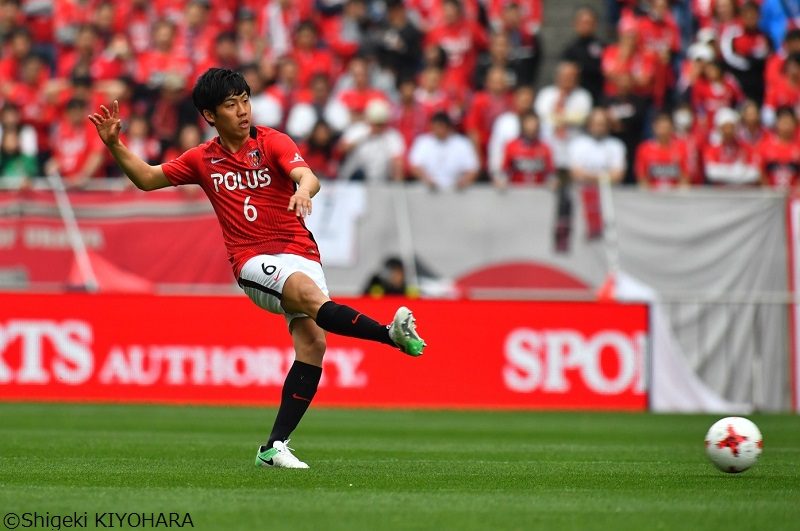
top-left (202, 109), bottom-right (215, 127)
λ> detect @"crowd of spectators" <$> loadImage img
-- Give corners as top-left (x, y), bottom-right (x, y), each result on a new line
top-left (0, 0), bottom-right (798, 190)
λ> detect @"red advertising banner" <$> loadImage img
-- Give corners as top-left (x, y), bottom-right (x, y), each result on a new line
top-left (0, 190), bottom-right (231, 286)
top-left (0, 293), bottom-right (649, 410)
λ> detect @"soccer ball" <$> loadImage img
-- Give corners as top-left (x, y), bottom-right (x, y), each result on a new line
top-left (704, 417), bottom-right (763, 473)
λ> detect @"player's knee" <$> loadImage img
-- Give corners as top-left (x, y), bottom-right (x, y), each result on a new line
top-left (286, 275), bottom-right (328, 314)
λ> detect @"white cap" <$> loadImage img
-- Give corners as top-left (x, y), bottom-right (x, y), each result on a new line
top-left (365, 98), bottom-right (391, 125)
top-left (715, 108), bottom-right (740, 128)
top-left (696, 27), bottom-right (717, 44)
top-left (688, 43), bottom-right (715, 62)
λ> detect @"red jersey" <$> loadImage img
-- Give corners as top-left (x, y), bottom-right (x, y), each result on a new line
top-left (766, 52), bottom-right (787, 87)
top-left (758, 135), bottom-right (800, 188)
top-left (336, 89), bottom-right (389, 114)
top-left (601, 45), bottom-right (658, 99)
top-left (635, 139), bottom-right (689, 188)
top-left (289, 48), bottom-right (337, 88)
top-left (764, 76), bottom-right (800, 111)
top-left (464, 91), bottom-right (513, 149)
top-left (702, 139), bottom-right (761, 185)
top-left (52, 119), bottom-right (105, 180)
top-left (502, 138), bottom-right (553, 184)
top-left (487, 0), bottom-right (542, 35)
top-left (426, 21), bottom-right (488, 88)
top-left (161, 126), bottom-right (320, 276)
top-left (691, 75), bottom-right (744, 121)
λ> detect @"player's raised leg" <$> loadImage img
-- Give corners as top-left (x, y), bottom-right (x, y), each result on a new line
top-left (281, 271), bottom-right (426, 356)
top-left (255, 317), bottom-right (325, 469)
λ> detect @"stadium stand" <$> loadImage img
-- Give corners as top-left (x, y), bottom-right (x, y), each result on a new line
top-left (0, 0), bottom-right (799, 189)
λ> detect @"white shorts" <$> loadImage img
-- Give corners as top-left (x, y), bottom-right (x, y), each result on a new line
top-left (238, 253), bottom-right (329, 324)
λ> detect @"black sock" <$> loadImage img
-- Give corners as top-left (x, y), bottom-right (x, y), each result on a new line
top-left (266, 360), bottom-right (322, 447)
top-left (315, 301), bottom-right (395, 346)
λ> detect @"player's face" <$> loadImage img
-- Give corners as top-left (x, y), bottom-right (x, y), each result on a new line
top-left (212, 92), bottom-right (251, 140)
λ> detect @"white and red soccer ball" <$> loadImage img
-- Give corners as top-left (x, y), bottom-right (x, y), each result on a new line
top-left (705, 417), bottom-right (763, 473)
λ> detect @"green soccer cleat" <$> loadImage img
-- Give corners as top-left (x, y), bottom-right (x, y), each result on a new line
top-left (254, 440), bottom-right (309, 469)
top-left (389, 306), bottom-right (426, 357)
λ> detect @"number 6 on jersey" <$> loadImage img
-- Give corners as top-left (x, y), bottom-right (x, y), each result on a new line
top-left (244, 196), bottom-right (257, 222)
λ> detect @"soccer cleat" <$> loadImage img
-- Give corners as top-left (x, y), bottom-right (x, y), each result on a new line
top-left (388, 306), bottom-right (426, 357)
top-left (254, 440), bottom-right (309, 469)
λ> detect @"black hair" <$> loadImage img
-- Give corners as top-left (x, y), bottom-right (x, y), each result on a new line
top-left (192, 68), bottom-right (250, 126)
top-left (215, 31), bottom-right (236, 44)
top-left (786, 29), bottom-right (800, 42)
top-left (787, 52), bottom-right (800, 67)
top-left (430, 111), bottom-right (452, 127)
top-left (775, 106), bottom-right (798, 122)
top-left (653, 111), bottom-right (673, 124)
top-left (384, 257), bottom-right (404, 270)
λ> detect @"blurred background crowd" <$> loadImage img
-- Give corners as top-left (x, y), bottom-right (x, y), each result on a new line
top-left (0, 0), bottom-right (799, 190)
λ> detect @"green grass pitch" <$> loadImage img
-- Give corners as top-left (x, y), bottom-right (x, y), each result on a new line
top-left (1, 403), bottom-right (798, 531)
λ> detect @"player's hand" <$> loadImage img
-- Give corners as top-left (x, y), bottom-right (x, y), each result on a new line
top-left (288, 189), bottom-right (312, 217)
top-left (88, 100), bottom-right (122, 146)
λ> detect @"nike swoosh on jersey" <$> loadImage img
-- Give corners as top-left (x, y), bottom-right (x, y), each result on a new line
top-left (211, 158), bottom-right (226, 164)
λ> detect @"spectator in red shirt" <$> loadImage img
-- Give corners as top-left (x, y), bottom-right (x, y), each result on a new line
top-left (425, 0), bottom-right (488, 89)
top-left (335, 56), bottom-right (389, 119)
top-left (299, 120), bottom-right (341, 180)
top-left (758, 106), bottom-right (800, 189)
top-left (125, 114), bottom-right (161, 165)
top-left (414, 66), bottom-right (451, 120)
top-left (691, 60), bottom-right (745, 123)
top-left (136, 19), bottom-right (192, 88)
top-left (121, 0), bottom-right (155, 55)
top-left (499, 111), bottom-right (554, 187)
top-left (464, 66), bottom-right (513, 169)
top-left (720, 1), bottom-right (773, 104)
top-left (602, 20), bottom-right (658, 103)
top-left (703, 107), bottom-right (761, 185)
top-left (763, 53), bottom-right (800, 126)
top-left (635, 112), bottom-right (689, 189)
top-left (5, 53), bottom-right (58, 159)
top-left (46, 98), bottom-right (105, 186)
top-left (393, 77), bottom-right (430, 150)
top-left (0, 0), bottom-right (25, 43)
top-left (766, 29), bottom-right (800, 88)
top-left (175, 0), bottom-right (219, 71)
top-left (0, 28), bottom-right (36, 85)
top-left (289, 21), bottom-right (338, 89)
top-left (55, 24), bottom-right (100, 80)
top-left (322, 0), bottom-right (368, 63)
top-left (192, 31), bottom-right (241, 82)
top-left (636, 0), bottom-right (681, 106)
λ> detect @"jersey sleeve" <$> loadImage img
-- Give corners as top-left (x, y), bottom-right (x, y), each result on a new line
top-left (270, 131), bottom-right (311, 176)
top-left (161, 146), bottom-right (201, 186)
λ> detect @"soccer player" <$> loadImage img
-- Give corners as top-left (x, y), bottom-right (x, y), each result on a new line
top-left (88, 68), bottom-right (426, 469)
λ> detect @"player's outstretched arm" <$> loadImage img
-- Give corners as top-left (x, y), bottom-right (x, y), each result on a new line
top-left (88, 100), bottom-right (170, 191)
top-left (287, 167), bottom-right (320, 218)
